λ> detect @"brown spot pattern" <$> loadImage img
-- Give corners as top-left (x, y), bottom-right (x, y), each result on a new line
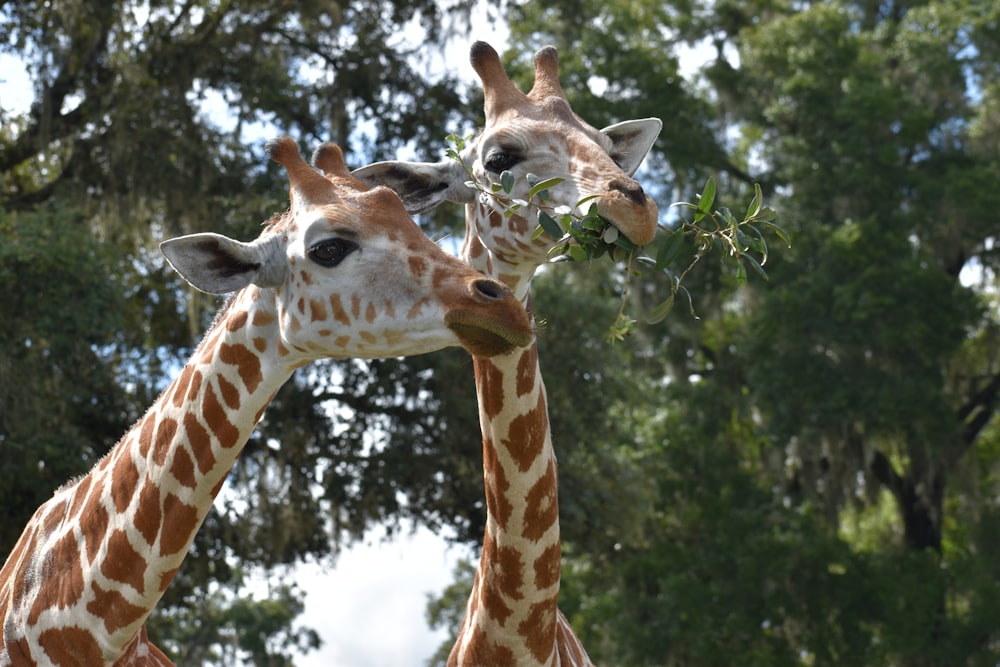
top-left (252, 311), bottom-right (275, 327)
top-left (41, 499), bottom-right (68, 537)
top-left (101, 529), bottom-right (146, 593)
top-left (218, 343), bottom-right (263, 394)
top-left (483, 440), bottom-right (512, 530)
top-left (159, 566), bottom-right (179, 593)
top-left (474, 358), bottom-right (504, 421)
top-left (152, 417), bottom-right (178, 468)
top-left (138, 414), bottom-right (156, 459)
top-left (479, 536), bottom-right (522, 627)
top-left (172, 366), bottom-right (194, 408)
top-left (216, 374), bottom-right (240, 411)
top-left (310, 298), bottom-right (327, 322)
top-left (515, 346), bottom-right (538, 397)
top-left (82, 494), bottom-right (109, 563)
top-left (183, 413), bottom-right (216, 474)
top-left (186, 370), bottom-right (204, 403)
top-left (329, 294), bottom-right (351, 326)
top-left (28, 532), bottom-right (85, 625)
top-left (534, 543), bottom-right (561, 591)
top-left (523, 460), bottom-right (558, 542)
top-left (405, 296), bottom-right (430, 320)
top-left (504, 393), bottom-right (547, 472)
top-left (463, 630), bottom-right (515, 667)
top-left (38, 626), bottom-right (104, 666)
top-left (111, 454), bottom-right (140, 514)
top-left (88, 581), bottom-right (146, 634)
top-left (431, 266), bottom-right (448, 288)
top-left (66, 475), bottom-right (92, 522)
top-left (202, 382), bottom-right (240, 449)
top-left (519, 597), bottom-right (558, 663)
top-left (159, 493), bottom-right (198, 557)
top-left (226, 310), bottom-right (248, 332)
top-left (133, 481), bottom-right (162, 545)
top-left (170, 447), bottom-right (196, 489)
top-left (408, 255), bottom-right (428, 278)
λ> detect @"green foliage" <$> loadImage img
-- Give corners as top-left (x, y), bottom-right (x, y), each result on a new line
top-left (0, 204), bottom-right (129, 548)
top-left (450, 131), bottom-right (788, 341)
top-left (148, 570), bottom-right (320, 666)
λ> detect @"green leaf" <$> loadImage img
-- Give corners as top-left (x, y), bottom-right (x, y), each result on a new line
top-left (735, 262), bottom-right (747, 286)
top-left (446, 133), bottom-right (466, 151)
top-left (528, 177), bottom-right (565, 199)
top-left (695, 177), bottom-right (716, 222)
top-left (754, 206), bottom-right (779, 222)
top-left (567, 244), bottom-right (589, 262)
top-left (763, 220), bottom-right (791, 246)
top-left (741, 253), bottom-right (769, 281)
top-left (745, 183), bottom-right (763, 220)
top-left (655, 231), bottom-right (684, 270)
top-left (647, 294), bottom-right (675, 324)
top-left (537, 211), bottom-right (564, 239)
top-left (500, 170), bottom-right (515, 194)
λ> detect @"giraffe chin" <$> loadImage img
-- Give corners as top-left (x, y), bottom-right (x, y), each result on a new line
top-left (446, 313), bottom-right (535, 358)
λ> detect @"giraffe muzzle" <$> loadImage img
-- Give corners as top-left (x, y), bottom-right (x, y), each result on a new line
top-left (446, 277), bottom-right (534, 357)
top-left (596, 177), bottom-right (660, 247)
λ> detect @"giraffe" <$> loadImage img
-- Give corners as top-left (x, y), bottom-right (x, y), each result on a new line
top-left (0, 136), bottom-right (534, 667)
top-left (355, 42), bottom-right (661, 665)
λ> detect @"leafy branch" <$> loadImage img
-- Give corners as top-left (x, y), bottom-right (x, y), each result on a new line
top-left (446, 133), bottom-right (789, 342)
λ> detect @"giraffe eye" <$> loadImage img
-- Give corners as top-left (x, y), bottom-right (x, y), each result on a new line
top-left (308, 238), bottom-right (358, 267)
top-left (483, 149), bottom-right (519, 174)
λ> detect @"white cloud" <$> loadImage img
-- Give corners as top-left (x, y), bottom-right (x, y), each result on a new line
top-left (293, 525), bottom-right (472, 667)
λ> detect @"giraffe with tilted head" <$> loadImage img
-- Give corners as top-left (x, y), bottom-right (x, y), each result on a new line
top-left (355, 41), bottom-right (661, 666)
top-left (0, 136), bottom-right (533, 666)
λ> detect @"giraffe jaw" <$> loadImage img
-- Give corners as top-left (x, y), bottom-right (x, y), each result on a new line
top-left (445, 311), bottom-right (535, 357)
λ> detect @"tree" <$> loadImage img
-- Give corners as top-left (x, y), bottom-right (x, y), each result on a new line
top-left (421, 1), bottom-right (1000, 665)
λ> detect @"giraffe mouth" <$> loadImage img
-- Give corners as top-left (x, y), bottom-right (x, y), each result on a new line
top-left (445, 311), bottom-right (535, 357)
top-left (596, 186), bottom-right (660, 247)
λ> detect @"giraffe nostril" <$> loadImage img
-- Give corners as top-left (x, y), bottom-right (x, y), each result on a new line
top-left (609, 177), bottom-right (647, 205)
top-left (471, 278), bottom-right (512, 301)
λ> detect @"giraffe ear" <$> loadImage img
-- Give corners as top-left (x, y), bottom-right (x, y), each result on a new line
top-left (352, 159), bottom-right (474, 214)
top-left (601, 118), bottom-right (663, 177)
top-left (160, 233), bottom-right (286, 295)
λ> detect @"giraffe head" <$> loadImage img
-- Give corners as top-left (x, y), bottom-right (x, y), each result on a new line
top-left (354, 41), bottom-right (662, 280)
top-left (161, 137), bottom-right (534, 360)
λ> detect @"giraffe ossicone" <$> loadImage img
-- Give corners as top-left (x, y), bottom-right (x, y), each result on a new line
top-left (0, 136), bottom-right (533, 666)
top-left (357, 42), bottom-right (662, 666)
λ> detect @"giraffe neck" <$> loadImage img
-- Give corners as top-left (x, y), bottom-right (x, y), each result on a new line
top-left (451, 344), bottom-right (562, 666)
top-left (0, 288), bottom-right (294, 665)
top-left (451, 204), bottom-right (564, 665)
